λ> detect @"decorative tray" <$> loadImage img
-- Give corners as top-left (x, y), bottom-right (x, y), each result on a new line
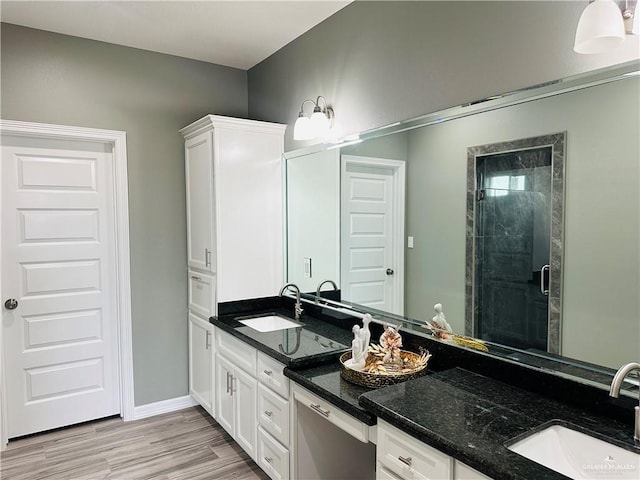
top-left (339, 349), bottom-right (430, 389)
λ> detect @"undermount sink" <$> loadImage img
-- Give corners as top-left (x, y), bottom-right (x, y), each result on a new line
top-left (508, 424), bottom-right (640, 479)
top-left (238, 315), bottom-right (302, 333)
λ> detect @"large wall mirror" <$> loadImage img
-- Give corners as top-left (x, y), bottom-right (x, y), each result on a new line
top-left (284, 61), bottom-right (639, 388)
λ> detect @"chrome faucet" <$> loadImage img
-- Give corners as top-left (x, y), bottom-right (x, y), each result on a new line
top-left (315, 279), bottom-right (338, 302)
top-left (609, 362), bottom-right (640, 443)
top-left (279, 283), bottom-right (303, 321)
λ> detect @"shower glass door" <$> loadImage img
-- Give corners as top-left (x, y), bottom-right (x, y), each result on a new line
top-left (474, 147), bottom-right (552, 352)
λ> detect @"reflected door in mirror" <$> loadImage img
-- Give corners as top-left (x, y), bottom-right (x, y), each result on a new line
top-left (474, 146), bottom-right (553, 351)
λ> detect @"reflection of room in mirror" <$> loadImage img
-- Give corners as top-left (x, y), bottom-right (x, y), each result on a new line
top-left (284, 64), bottom-right (639, 379)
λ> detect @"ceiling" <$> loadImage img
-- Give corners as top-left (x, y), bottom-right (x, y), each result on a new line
top-left (0, 1), bottom-right (351, 70)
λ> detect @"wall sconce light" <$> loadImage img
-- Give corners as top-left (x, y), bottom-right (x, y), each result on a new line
top-left (574, 0), bottom-right (639, 54)
top-left (293, 96), bottom-right (334, 141)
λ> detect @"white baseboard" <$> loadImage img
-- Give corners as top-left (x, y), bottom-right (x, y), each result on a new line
top-left (132, 395), bottom-right (198, 421)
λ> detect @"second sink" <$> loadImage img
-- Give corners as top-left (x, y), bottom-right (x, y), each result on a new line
top-left (507, 423), bottom-right (639, 479)
top-left (238, 314), bottom-right (302, 333)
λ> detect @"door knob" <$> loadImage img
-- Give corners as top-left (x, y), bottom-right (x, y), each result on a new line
top-left (4, 299), bottom-right (18, 310)
top-left (386, 268), bottom-right (394, 276)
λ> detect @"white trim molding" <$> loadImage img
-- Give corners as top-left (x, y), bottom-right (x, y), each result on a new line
top-left (133, 395), bottom-right (199, 421)
top-left (0, 119), bottom-right (135, 449)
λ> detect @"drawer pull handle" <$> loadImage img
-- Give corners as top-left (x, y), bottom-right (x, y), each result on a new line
top-left (310, 403), bottom-right (330, 417)
top-left (191, 275), bottom-right (202, 281)
top-left (264, 456), bottom-right (273, 464)
top-left (263, 369), bottom-right (273, 376)
top-left (264, 410), bottom-right (273, 417)
top-left (205, 331), bottom-right (211, 349)
top-left (399, 456), bottom-right (413, 467)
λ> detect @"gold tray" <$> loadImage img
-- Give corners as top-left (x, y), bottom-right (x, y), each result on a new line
top-left (339, 350), bottom-right (429, 389)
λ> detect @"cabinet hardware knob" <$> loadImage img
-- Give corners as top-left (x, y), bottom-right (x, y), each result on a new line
top-left (205, 248), bottom-right (212, 267)
top-left (264, 456), bottom-right (273, 464)
top-left (205, 331), bottom-right (211, 349)
top-left (399, 456), bottom-right (412, 467)
top-left (263, 369), bottom-right (273, 376)
top-left (310, 403), bottom-right (330, 417)
top-left (264, 410), bottom-right (273, 417)
top-left (386, 268), bottom-right (395, 276)
top-left (191, 275), bottom-right (202, 281)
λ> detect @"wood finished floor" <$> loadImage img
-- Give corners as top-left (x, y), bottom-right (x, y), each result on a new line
top-left (0, 406), bottom-right (270, 480)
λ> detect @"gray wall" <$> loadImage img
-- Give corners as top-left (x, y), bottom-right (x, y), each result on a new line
top-left (248, 1), bottom-right (640, 150)
top-left (0, 23), bottom-right (247, 406)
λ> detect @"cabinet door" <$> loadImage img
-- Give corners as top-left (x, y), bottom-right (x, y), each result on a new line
top-left (189, 314), bottom-right (214, 415)
top-left (233, 366), bottom-right (258, 460)
top-left (185, 131), bottom-right (215, 272)
top-left (454, 461), bottom-right (492, 480)
top-left (215, 354), bottom-right (234, 436)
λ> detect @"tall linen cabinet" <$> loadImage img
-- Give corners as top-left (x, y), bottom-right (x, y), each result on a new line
top-left (181, 115), bottom-right (286, 418)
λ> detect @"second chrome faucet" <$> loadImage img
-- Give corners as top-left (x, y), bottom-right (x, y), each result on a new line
top-left (610, 362), bottom-right (640, 443)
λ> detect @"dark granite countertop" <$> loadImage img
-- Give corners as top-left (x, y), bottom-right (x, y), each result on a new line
top-left (283, 361), bottom-right (377, 426)
top-left (210, 297), bottom-right (639, 480)
top-left (210, 305), bottom-right (352, 368)
top-left (360, 368), bottom-right (639, 480)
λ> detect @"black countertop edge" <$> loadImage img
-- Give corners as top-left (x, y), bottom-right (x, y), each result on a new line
top-left (283, 365), bottom-right (377, 426)
top-left (359, 368), bottom-right (639, 480)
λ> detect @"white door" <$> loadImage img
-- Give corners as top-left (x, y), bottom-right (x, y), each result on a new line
top-left (1, 143), bottom-right (120, 438)
top-left (341, 156), bottom-right (405, 315)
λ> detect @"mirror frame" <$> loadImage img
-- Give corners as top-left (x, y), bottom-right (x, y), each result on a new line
top-left (283, 60), bottom-right (640, 392)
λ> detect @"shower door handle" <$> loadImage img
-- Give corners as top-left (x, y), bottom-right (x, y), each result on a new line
top-left (540, 264), bottom-right (550, 296)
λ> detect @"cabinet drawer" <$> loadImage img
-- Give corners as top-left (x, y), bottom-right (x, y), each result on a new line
top-left (216, 329), bottom-right (256, 375)
top-left (258, 426), bottom-right (290, 480)
top-left (378, 420), bottom-right (452, 480)
top-left (257, 352), bottom-right (289, 398)
top-left (257, 383), bottom-right (289, 446)
top-left (188, 270), bottom-right (216, 318)
top-left (292, 384), bottom-right (370, 443)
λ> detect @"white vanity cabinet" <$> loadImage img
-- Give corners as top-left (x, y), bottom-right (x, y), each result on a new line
top-left (215, 329), bottom-right (258, 460)
top-left (181, 115), bottom-right (287, 305)
top-left (377, 420), bottom-right (492, 480)
top-left (188, 313), bottom-right (215, 416)
top-left (256, 353), bottom-right (291, 480)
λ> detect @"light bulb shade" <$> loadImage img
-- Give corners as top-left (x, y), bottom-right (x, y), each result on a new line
top-left (574, 0), bottom-right (626, 54)
top-left (293, 115), bottom-right (313, 140)
top-left (309, 110), bottom-right (330, 138)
